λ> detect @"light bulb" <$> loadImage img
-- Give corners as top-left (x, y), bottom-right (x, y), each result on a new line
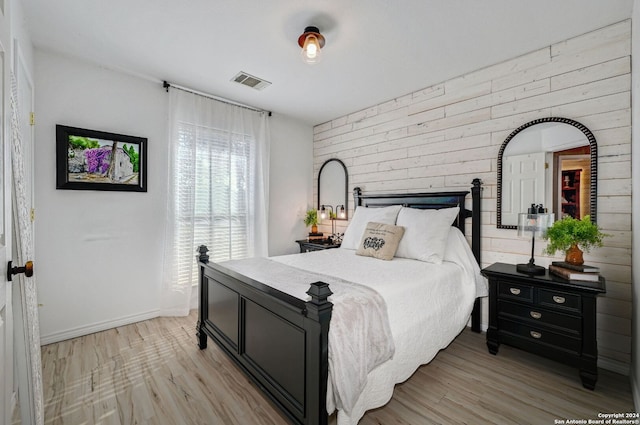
top-left (301, 34), bottom-right (322, 64)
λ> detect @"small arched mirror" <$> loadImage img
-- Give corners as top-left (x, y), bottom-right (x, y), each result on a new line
top-left (318, 158), bottom-right (348, 220)
top-left (497, 117), bottom-right (597, 229)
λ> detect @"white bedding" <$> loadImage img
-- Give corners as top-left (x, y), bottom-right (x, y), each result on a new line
top-left (274, 227), bottom-right (487, 425)
top-left (221, 227), bottom-right (487, 425)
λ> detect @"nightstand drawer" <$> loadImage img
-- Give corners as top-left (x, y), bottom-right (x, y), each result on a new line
top-left (539, 289), bottom-right (581, 313)
top-left (499, 318), bottom-right (581, 353)
top-left (497, 281), bottom-right (533, 303)
top-left (497, 300), bottom-right (581, 335)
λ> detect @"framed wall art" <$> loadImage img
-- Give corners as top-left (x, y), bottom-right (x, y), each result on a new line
top-left (56, 125), bottom-right (147, 192)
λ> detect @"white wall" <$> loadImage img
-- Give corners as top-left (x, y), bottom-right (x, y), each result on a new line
top-left (34, 50), bottom-right (168, 343)
top-left (269, 113), bottom-right (314, 256)
top-left (34, 50), bottom-right (313, 343)
top-left (314, 21), bottom-right (632, 374)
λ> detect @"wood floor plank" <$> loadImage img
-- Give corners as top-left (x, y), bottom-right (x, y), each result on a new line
top-left (22, 311), bottom-right (635, 425)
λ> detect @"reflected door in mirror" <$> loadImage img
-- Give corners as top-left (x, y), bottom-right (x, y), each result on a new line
top-left (502, 152), bottom-right (546, 225)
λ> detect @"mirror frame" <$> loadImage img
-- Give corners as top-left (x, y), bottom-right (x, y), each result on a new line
top-left (497, 117), bottom-right (597, 229)
top-left (317, 158), bottom-right (349, 220)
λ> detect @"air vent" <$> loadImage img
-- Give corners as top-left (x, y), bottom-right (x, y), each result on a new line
top-left (231, 71), bottom-right (271, 91)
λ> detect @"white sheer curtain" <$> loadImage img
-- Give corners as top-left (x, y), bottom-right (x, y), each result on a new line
top-left (160, 88), bottom-right (270, 316)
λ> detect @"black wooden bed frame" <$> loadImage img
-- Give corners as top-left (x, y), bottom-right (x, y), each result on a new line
top-left (196, 178), bottom-right (482, 425)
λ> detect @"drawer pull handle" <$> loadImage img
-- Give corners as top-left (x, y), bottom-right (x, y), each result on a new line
top-left (530, 311), bottom-right (542, 319)
top-left (509, 288), bottom-right (521, 295)
top-left (553, 296), bottom-right (566, 304)
top-left (530, 331), bottom-right (542, 339)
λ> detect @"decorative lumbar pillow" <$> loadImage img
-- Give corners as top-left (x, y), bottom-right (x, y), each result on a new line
top-left (356, 222), bottom-right (405, 260)
top-left (341, 205), bottom-right (402, 250)
top-left (394, 206), bottom-right (460, 264)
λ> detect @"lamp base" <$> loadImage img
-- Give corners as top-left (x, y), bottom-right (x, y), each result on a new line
top-left (516, 262), bottom-right (546, 275)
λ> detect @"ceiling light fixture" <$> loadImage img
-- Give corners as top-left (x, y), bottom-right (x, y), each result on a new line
top-left (298, 26), bottom-right (325, 65)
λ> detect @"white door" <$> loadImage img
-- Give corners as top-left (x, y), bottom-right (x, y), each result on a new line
top-left (0, 12), bottom-right (14, 425)
top-left (502, 152), bottom-right (546, 226)
top-left (12, 39), bottom-right (42, 425)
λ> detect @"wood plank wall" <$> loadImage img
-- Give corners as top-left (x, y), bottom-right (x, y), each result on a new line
top-left (313, 20), bottom-right (632, 374)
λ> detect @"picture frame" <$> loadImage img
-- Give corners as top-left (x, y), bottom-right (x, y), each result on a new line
top-left (56, 125), bottom-right (147, 192)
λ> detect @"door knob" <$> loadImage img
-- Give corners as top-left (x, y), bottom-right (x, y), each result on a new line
top-left (7, 260), bottom-right (34, 281)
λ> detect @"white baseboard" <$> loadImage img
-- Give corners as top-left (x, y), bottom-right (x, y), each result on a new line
top-left (598, 357), bottom-right (630, 376)
top-left (40, 309), bottom-right (160, 345)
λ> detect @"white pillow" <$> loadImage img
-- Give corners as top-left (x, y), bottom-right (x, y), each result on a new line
top-left (340, 205), bottom-right (402, 250)
top-left (394, 206), bottom-right (460, 264)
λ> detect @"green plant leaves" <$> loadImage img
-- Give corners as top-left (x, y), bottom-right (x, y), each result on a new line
top-left (543, 215), bottom-right (607, 255)
top-left (304, 209), bottom-right (318, 226)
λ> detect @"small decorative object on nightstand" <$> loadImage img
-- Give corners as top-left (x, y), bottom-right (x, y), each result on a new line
top-left (304, 209), bottom-right (319, 234)
top-left (295, 239), bottom-right (341, 253)
top-left (543, 215), bottom-right (607, 266)
top-left (516, 204), bottom-right (553, 275)
top-left (482, 262), bottom-right (606, 390)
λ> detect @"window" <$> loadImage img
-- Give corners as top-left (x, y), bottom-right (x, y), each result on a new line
top-left (174, 123), bottom-right (256, 287)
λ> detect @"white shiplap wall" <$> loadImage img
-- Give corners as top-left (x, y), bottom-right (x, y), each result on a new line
top-left (313, 21), bottom-right (632, 373)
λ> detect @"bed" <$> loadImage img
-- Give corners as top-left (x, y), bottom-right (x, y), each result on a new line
top-left (196, 179), bottom-right (484, 425)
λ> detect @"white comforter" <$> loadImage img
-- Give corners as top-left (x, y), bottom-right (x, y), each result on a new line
top-left (274, 227), bottom-right (487, 425)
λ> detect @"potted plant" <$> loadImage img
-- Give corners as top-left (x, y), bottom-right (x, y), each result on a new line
top-left (543, 215), bottom-right (607, 265)
top-left (304, 209), bottom-right (319, 234)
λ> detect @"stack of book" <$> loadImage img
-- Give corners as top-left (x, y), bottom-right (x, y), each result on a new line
top-left (549, 261), bottom-right (600, 282)
top-left (308, 232), bottom-right (324, 241)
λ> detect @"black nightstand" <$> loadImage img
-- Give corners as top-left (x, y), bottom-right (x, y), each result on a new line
top-left (482, 262), bottom-right (606, 390)
top-left (295, 239), bottom-right (341, 253)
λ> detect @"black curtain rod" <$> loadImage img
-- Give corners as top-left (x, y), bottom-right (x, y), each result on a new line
top-left (163, 80), bottom-right (271, 116)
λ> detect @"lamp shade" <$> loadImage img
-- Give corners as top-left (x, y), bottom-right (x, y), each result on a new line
top-left (517, 213), bottom-right (554, 238)
top-left (516, 211), bottom-right (554, 275)
top-left (298, 26), bottom-right (325, 65)
top-left (319, 204), bottom-right (333, 219)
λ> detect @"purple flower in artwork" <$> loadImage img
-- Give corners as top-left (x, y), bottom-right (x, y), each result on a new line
top-left (84, 147), bottom-right (112, 174)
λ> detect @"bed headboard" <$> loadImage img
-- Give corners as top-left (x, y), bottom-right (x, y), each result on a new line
top-left (353, 179), bottom-right (483, 332)
top-left (353, 178), bottom-right (482, 265)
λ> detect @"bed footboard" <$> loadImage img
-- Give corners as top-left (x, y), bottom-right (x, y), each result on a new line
top-left (196, 246), bottom-right (332, 425)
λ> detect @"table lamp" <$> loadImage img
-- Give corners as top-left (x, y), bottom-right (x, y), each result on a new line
top-left (320, 205), bottom-right (336, 240)
top-left (517, 204), bottom-right (554, 275)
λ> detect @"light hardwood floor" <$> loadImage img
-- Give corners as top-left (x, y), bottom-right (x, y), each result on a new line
top-left (31, 311), bottom-right (634, 425)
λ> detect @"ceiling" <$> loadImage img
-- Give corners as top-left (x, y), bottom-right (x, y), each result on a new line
top-left (22, 0), bottom-right (633, 126)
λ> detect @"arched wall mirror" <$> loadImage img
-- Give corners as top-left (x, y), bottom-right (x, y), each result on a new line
top-left (318, 158), bottom-right (348, 220)
top-left (497, 117), bottom-right (597, 229)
